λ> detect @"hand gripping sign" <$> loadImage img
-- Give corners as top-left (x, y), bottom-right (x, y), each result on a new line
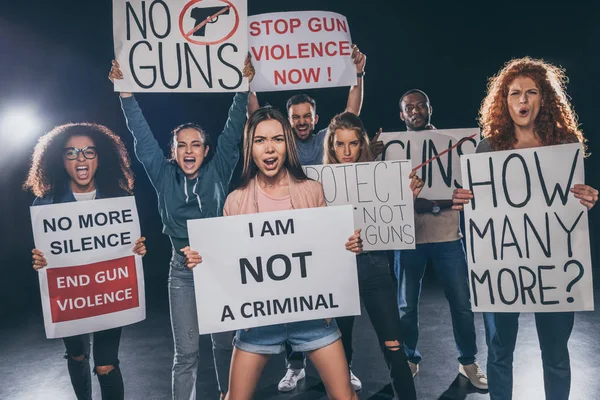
top-left (30, 196), bottom-right (145, 338)
top-left (187, 206), bottom-right (360, 334)
top-left (112, 0), bottom-right (248, 92)
top-left (461, 143), bottom-right (594, 312)
top-left (248, 11), bottom-right (357, 92)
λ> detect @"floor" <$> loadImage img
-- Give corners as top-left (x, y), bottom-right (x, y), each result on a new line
top-left (1, 278), bottom-right (599, 400)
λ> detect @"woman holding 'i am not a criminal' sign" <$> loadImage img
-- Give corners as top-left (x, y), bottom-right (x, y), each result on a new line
top-left (185, 107), bottom-right (364, 400)
top-left (452, 57), bottom-right (598, 400)
top-left (25, 123), bottom-right (147, 400)
top-left (109, 58), bottom-right (255, 400)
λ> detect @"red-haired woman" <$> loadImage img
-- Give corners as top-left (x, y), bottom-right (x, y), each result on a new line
top-left (452, 57), bottom-right (598, 400)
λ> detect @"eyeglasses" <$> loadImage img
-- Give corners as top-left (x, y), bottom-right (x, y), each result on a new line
top-left (63, 146), bottom-right (97, 160)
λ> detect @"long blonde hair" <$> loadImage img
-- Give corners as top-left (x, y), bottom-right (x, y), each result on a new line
top-left (323, 112), bottom-right (372, 164)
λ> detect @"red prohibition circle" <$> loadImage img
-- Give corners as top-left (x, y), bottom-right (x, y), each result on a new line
top-left (178, 0), bottom-right (239, 46)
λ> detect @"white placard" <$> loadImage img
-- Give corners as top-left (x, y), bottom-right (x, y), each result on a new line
top-left (461, 143), bottom-right (593, 312)
top-left (113, 0), bottom-right (248, 92)
top-left (248, 11), bottom-right (356, 92)
top-left (188, 205), bottom-right (360, 334)
top-left (304, 161), bottom-right (416, 251)
top-left (379, 128), bottom-right (480, 199)
top-left (30, 197), bottom-right (145, 338)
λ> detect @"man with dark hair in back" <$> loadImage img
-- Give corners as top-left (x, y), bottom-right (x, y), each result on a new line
top-left (371, 89), bottom-right (490, 390)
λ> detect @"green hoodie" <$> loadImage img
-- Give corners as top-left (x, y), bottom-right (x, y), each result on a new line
top-left (120, 93), bottom-right (248, 253)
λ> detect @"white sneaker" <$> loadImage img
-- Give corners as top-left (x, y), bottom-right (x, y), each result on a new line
top-left (278, 368), bottom-right (305, 392)
top-left (459, 362), bottom-right (488, 390)
top-left (350, 369), bottom-right (362, 391)
top-left (408, 361), bottom-right (419, 378)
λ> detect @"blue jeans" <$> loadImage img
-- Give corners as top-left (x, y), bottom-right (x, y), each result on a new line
top-left (394, 239), bottom-right (480, 365)
top-left (487, 312), bottom-right (574, 400)
top-left (168, 252), bottom-right (232, 399)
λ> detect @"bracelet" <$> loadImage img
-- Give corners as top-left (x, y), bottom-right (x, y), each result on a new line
top-left (357, 71), bottom-right (365, 78)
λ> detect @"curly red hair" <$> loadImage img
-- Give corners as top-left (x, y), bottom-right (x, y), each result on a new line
top-left (479, 57), bottom-right (586, 155)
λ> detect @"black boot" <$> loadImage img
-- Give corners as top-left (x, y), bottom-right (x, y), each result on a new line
top-left (96, 366), bottom-right (124, 400)
top-left (66, 355), bottom-right (92, 400)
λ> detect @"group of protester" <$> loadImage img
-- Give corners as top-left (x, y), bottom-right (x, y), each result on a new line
top-left (25, 39), bottom-right (598, 400)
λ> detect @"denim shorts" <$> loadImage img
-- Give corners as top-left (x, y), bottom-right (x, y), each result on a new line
top-left (234, 318), bottom-right (341, 355)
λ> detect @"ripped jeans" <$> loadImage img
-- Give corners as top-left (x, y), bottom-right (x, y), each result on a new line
top-left (169, 251), bottom-right (232, 400)
top-left (62, 328), bottom-right (123, 400)
top-left (355, 251), bottom-right (416, 399)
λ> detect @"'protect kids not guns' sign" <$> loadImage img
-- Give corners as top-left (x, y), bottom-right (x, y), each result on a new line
top-left (30, 197), bottom-right (145, 338)
top-left (113, 0), bottom-right (248, 92)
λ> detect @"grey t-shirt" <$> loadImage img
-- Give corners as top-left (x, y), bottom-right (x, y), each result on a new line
top-left (295, 128), bottom-right (327, 166)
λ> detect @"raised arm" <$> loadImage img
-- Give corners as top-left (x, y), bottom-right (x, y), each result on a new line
top-left (212, 56), bottom-right (255, 180)
top-left (247, 91), bottom-right (260, 117)
top-left (109, 60), bottom-right (168, 188)
top-left (211, 92), bottom-right (249, 180)
top-left (345, 45), bottom-right (366, 116)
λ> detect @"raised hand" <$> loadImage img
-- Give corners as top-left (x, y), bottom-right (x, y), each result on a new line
top-left (108, 60), bottom-right (132, 98)
top-left (351, 44), bottom-right (366, 73)
top-left (243, 53), bottom-right (255, 83)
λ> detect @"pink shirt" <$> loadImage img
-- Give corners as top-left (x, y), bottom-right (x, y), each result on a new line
top-left (256, 184), bottom-right (293, 213)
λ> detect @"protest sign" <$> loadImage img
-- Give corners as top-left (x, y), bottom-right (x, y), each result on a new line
top-left (248, 11), bottom-right (356, 92)
top-left (304, 161), bottom-right (415, 251)
top-left (188, 205), bottom-right (360, 334)
top-left (379, 128), bottom-right (480, 199)
top-left (30, 196), bottom-right (145, 338)
top-left (461, 143), bottom-right (593, 312)
top-left (113, 0), bottom-right (248, 92)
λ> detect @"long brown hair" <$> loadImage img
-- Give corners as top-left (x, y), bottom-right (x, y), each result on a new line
top-left (23, 123), bottom-right (134, 198)
top-left (323, 112), bottom-right (372, 164)
top-left (239, 107), bottom-right (307, 188)
top-left (479, 57), bottom-right (586, 154)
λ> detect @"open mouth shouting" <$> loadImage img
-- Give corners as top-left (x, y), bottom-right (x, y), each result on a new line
top-left (183, 156), bottom-right (197, 170)
top-left (76, 165), bottom-right (89, 180)
top-left (295, 124), bottom-right (310, 138)
top-left (518, 106), bottom-right (530, 118)
top-left (262, 157), bottom-right (279, 172)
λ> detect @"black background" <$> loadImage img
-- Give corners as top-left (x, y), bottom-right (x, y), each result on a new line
top-left (1, 1), bottom-right (598, 317)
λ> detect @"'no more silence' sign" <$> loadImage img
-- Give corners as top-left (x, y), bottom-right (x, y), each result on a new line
top-left (461, 143), bottom-right (593, 312)
top-left (187, 206), bottom-right (360, 334)
top-left (30, 197), bottom-right (145, 338)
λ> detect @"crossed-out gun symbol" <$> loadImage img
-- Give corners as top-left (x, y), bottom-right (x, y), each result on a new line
top-left (189, 6), bottom-right (231, 37)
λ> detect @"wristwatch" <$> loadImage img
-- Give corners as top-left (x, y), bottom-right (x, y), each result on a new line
top-left (357, 71), bottom-right (365, 78)
top-left (431, 201), bottom-right (441, 215)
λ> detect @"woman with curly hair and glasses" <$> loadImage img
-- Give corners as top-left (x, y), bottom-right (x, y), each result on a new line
top-left (23, 123), bottom-right (147, 400)
top-left (452, 57), bottom-right (598, 400)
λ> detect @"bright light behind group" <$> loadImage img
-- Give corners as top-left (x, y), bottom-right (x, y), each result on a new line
top-left (0, 107), bottom-right (42, 147)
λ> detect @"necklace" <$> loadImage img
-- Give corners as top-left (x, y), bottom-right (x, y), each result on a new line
top-left (258, 170), bottom-right (287, 188)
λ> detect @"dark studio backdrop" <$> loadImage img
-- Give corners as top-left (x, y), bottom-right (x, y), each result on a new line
top-left (0, 1), bottom-right (598, 319)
